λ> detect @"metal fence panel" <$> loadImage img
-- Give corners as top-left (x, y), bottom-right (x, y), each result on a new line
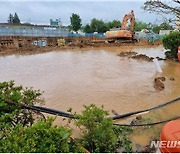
top-left (0, 26), bottom-right (70, 37)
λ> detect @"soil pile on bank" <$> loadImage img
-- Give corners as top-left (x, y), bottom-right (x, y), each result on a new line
top-left (118, 51), bottom-right (166, 62)
top-left (131, 54), bottom-right (154, 62)
top-left (118, 51), bottom-right (154, 62)
top-left (154, 77), bottom-right (166, 91)
top-left (117, 51), bottom-right (138, 57)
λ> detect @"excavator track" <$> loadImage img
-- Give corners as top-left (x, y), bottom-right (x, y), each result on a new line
top-left (107, 38), bottom-right (137, 44)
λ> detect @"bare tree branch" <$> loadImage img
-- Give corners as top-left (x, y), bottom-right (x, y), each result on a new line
top-left (143, 0), bottom-right (180, 26)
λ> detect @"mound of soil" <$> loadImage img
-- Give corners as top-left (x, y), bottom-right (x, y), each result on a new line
top-left (117, 51), bottom-right (138, 57)
top-left (154, 77), bottom-right (166, 91)
top-left (118, 52), bottom-right (166, 62)
top-left (131, 54), bottom-right (154, 62)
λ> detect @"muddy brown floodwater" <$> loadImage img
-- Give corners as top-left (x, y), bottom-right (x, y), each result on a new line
top-left (0, 45), bottom-right (179, 150)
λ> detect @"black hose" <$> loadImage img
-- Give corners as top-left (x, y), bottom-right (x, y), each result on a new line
top-left (112, 97), bottom-right (180, 120)
top-left (5, 96), bottom-right (180, 126)
top-left (26, 97), bottom-right (180, 120)
top-left (24, 105), bottom-right (75, 119)
top-left (113, 116), bottom-right (180, 127)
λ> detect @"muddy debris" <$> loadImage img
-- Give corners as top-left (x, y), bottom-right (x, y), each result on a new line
top-left (118, 52), bottom-right (156, 62)
top-left (156, 56), bottom-right (166, 61)
top-left (118, 52), bottom-right (166, 62)
top-left (169, 77), bottom-right (175, 81)
top-left (117, 51), bottom-right (138, 57)
top-left (156, 77), bottom-right (166, 82)
top-left (154, 77), bottom-right (166, 91)
top-left (111, 109), bottom-right (119, 116)
top-left (130, 116), bottom-right (142, 125)
top-left (131, 54), bottom-right (154, 62)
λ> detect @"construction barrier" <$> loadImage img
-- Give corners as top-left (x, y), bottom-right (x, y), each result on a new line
top-left (178, 46), bottom-right (180, 62)
top-left (57, 38), bottom-right (65, 46)
top-left (0, 25), bottom-right (70, 37)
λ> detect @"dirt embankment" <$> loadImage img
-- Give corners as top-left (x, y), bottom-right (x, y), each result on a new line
top-left (117, 51), bottom-right (166, 62)
top-left (0, 36), bottom-right (162, 56)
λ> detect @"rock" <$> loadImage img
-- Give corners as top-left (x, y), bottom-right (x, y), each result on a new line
top-left (169, 77), bottom-right (175, 81)
top-left (156, 56), bottom-right (166, 61)
top-left (156, 77), bottom-right (166, 82)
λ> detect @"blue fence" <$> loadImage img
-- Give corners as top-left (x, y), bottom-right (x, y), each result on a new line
top-left (0, 26), bottom-right (70, 37)
top-left (69, 32), bottom-right (105, 38)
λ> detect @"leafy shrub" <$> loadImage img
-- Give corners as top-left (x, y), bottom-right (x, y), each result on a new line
top-left (0, 81), bottom-right (84, 153)
top-left (74, 104), bottom-right (132, 153)
top-left (113, 126), bottom-right (133, 152)
top-left (75, 104), bottom-right (116, 153)
top-left (0, 81), bottom-right (44, 131)
top-left (0, 117), bottom-right (84, 153)
top-left (162, 32), bottom-right (180, 59)
top-left (0, 81), bottom-right (133, 153)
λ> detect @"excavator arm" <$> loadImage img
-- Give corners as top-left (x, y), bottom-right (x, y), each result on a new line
top-left (121, 10), bottom-right (135, 31)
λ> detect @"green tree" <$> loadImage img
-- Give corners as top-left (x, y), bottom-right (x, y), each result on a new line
top-left (13, 12), bottom-right (20, 24)
top-left (70, 13), bottom-right (82, 32)
top-left (107, 20), bottom-right (121, 29)
top-left (152, 25), bottom-right (161, 33)
top-left (152, 23), bottom-right (173, 33)
top-left (134, 21), bottom-right (149, 31)
top-left (8, 13), bottom-right (13, 23)
top-left (90, 18), bottom-right (108, 33)
top-left (159, 22), bottom-right (173, 30)
top-left (83, 24), bottom-right (92, 33)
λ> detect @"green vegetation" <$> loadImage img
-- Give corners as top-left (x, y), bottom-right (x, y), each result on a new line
top-left (90, 18), bottom-right (108, 33)
top-left (162, 32), bottom-right (180, 59)
top-left (0, 118), bottom-right (80, 153)
top-left (152, 23), bottom-right (173, 34)
top-left (8, 12), bottom-right (21, 24)
top-left (0, 81), bottom-right (132, 153)
top-left (70, 13), bottom-right (82, 32)
top-left (83, 19), bottom-right (121, 33)
top-left (82, 18), bottom-right (173, 34)
top-left (73, 104), bottom-right (132, 153)
top-left (134, 21), bottom-right (149, 31)
top-left (0, 81), bottom-right (83, 153)
top-left (75, 104), bottom-right (117, 153)
top-left (0, 80), bottom-right (44, 129)
top-left (134, 21), bottom-right (173, 34)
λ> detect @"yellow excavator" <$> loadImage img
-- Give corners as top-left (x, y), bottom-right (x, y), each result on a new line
top-left (106, 10), bottom-right (136, 42)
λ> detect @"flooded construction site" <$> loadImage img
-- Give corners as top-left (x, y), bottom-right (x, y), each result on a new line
top-left (0, 45), bottom-right (179, 112)
top-left (0, 43), bottom-right (180, 152)
top-left (1, 0), bottom-right (180, 153)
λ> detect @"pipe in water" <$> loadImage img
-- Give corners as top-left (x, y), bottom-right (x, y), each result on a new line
top-left (153, 58), bottom-right (162, 73)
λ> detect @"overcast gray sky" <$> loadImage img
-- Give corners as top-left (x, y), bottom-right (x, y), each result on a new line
top-left (0, 0), bottom-right (166, 26)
